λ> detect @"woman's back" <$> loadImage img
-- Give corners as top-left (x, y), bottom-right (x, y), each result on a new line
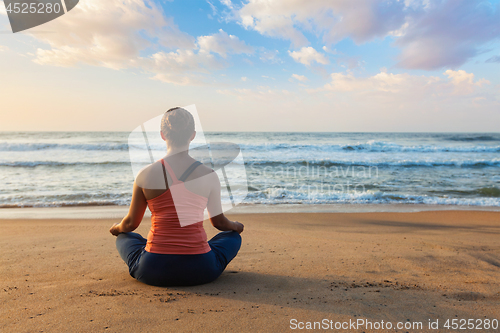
top-left (145, 159), bottom-right (211, 254)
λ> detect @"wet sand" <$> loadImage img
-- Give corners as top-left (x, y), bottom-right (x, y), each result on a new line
top-left (1, 211), bottom-right (499, 332)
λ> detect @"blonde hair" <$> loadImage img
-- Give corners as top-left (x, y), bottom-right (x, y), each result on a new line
top-left (160, 107), bottom-right (195, 147)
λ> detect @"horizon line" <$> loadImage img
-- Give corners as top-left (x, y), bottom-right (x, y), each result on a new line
top-left (0, 130), bottom-right (500, 134)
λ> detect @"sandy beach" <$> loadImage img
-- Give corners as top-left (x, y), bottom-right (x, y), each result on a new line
top-left (2, 0), bottom-right (499, 331)
top-left (1, 210), bottom-right (499, 332)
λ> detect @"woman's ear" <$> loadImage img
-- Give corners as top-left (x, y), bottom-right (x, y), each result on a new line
top-left (160, 131), bottom-right (166, 141)
top-left (190, 131), bottom-right (196, 142)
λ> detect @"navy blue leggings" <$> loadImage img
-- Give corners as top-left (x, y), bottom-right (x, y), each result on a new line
top-left (116, 231), bottom-right (241, 287)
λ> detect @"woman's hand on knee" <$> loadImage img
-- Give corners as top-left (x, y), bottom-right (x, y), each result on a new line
top-left (109, 223), bottom-right (121, 236)
top-left (210, 213), bottom-right (244, 234)
top-left (232, 221), bottom-right (244, 234)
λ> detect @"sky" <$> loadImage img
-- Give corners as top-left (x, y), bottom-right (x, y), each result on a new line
top-left (0, 0), bottom-right (499, 132)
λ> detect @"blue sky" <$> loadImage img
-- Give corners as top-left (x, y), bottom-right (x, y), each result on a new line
top-left (0, 0), bottom-right (499, 131)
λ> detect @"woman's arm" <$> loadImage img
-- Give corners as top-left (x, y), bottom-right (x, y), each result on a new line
top-left (209, 213), bottom-right (244, 233)
top-left (206, 171), bottom-right (244, 234)
top-left (109, 182), bottom-right (148, 236)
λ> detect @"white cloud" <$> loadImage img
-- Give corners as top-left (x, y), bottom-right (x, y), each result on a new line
top-left (288, 47), bottom-right (328, 66)
top-left (240, 9), bottom-right (308, 48)
top-left (320, 71), bottom-right (418, 93)
top-left (403, 0), bottom-right (432, 10)
top-left (241, 76), bottom-right (248, 81)
top-left (32, 0), bottom-right (195, 69)
top-left (230, 0), bottom-right (500, 70)
top-left (394, 1), bottom-right (500, 70)
top-left (291, 74), bottom-right (308, 82)
top-left (26, 0), bottom-right (256, 85)
top-left (234, 0), bottom-right (407, 48)
top-left (0, 45), bottom-right (9, 52)
top-left (388, 22), bottom-right (409, 37)
top-left (220, 0), bottom-right (234, 10)
top-left (206, 0), bottom-right (217, 16)
top-left (299, 68), bottom-right (499, 132)
top-left (322, 46), bottom-right (338, 55)
top-left (140, 49), bottom-right (223, 86)
top-left (197, 29), bottom-right (253, 58)
top-left (445, 69), bottom-right (478, 85)
top-left (315, 69), bottom-right (489, 98)
top-left (444, 69), bottom-right (490, 95)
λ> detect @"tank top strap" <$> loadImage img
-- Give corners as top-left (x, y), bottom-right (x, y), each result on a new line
top-left (160, 159), bottom-right (181, 185)
top-left (179, 161), bottom-right (202, 182)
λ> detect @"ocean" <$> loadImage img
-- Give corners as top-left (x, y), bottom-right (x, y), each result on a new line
top-left (1, 131), bottom-right (499, 208)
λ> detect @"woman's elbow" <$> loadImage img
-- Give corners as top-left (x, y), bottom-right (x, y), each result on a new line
top-left (209, 214), bottom-right (226, 229)
top-left (210, 219), bottom-right (222, 229)
top-left (121, 215), bottom-right (139, 232)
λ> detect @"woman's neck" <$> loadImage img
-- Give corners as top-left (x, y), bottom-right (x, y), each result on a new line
top-left (166, 145), bottom-right (190, 157)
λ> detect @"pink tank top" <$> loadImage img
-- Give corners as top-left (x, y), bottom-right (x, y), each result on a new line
top-left (145, 160), bottom-right (211, 255)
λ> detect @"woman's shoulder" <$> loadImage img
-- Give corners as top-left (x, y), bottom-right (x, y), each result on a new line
top-left (135, 161), bottom-right (166, 190)
top-left (191, 161), bottom-right (217, 176)
top-left (194, 162), bottom-right (214, 174)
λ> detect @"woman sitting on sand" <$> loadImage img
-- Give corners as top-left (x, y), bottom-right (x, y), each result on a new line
top-left (109, 107), bottom-right (244, 286)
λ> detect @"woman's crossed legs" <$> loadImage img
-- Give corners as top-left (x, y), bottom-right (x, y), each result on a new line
top-left (116, 231), bottom-right (241, 286)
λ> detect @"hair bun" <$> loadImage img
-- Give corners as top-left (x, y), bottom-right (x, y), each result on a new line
top-left (160, 108), bottom-right (195, 147)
